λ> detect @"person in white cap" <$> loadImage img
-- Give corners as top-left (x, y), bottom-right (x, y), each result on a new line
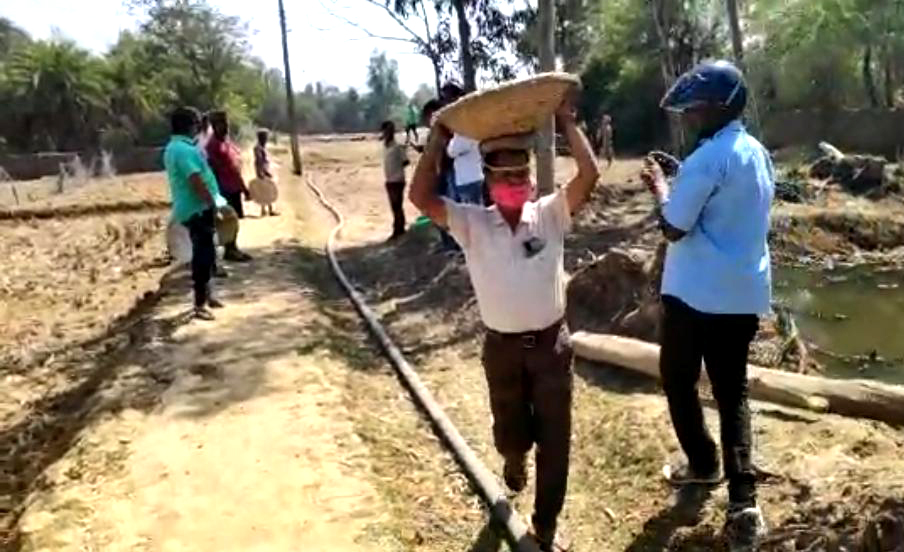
top-left (409, 92), bottom-right (600, 552)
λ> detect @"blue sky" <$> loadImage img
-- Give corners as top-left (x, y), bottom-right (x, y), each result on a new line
top-left (2, 0), bottom-right (437, 94)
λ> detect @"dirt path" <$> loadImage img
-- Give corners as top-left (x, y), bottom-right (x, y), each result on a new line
top-left (16, 184), bottom-right (389, 551)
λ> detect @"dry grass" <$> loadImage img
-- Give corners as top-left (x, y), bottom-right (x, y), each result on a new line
top-left (0, 173), bottom-right (169, 211)
top-left (0, 174), bottom-right (170, 429)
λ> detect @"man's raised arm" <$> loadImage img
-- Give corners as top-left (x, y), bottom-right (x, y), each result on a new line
top-left (408, 126), bottom-right (451, 227)
top-left (560, 100), bottom-right (601, 215)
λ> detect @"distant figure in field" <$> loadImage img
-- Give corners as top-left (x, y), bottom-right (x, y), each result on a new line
top-left (381, 120), bottom-right (410, 241)
top-left (163, 106), bottom-right (226, 320)
top-left (600, 113), bottom-right (614, 167)
top-left (253, 129), bottom-right (279, 217)
top-left (405, 102), bottom-right (420, 145)
top-left (206, 110), bottom-right (252, 262)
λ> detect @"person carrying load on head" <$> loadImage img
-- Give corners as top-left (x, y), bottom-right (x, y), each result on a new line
top-left (409, 75), bottom-right (600, 552)
top-left (252, 129), bottom-right (279, 217)
top-left (639, 60), bottom-right (774, 552)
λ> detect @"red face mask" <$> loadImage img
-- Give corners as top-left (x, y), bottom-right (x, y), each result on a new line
top-left (490, 179), bottom-right (532, 210)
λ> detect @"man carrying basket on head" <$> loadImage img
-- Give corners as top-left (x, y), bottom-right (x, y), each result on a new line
top-left (409, 76), bottom-right (600, 552)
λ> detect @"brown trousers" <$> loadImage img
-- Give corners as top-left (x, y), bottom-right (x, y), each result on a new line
top-left (482, 321), bottom-right (574, 534)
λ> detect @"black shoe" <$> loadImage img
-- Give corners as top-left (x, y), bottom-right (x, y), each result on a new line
top-left (664, 463), bottom-right (722, 487)
top-left (503, 456), bottom-right (527, 493)
top-left (193, 307), bottom-right (215, 321)
top-left (208, 297), bottom-right (225, 309)
top-left (724, 505), bottom-right (767, 551)
top-left (213, 266), bottom-right (229, 279)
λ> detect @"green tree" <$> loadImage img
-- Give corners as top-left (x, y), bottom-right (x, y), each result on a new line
top-left (139, 0), bottom-right (251, 111)
top-left (103, 31), bottom-right (171, 147)
top-left (365, 50), bottom-right (404, 127)
top-left (1, 38), bottom-right (110, 151)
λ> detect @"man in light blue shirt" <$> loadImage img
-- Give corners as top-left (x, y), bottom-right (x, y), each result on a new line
top-left (641, 61), bottom-right (773, 552)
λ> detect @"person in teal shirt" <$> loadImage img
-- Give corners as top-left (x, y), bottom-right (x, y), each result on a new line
top-left (163, 106), bottom-right (226, 320)
top-left (405, 102), bottom-right (419, 145)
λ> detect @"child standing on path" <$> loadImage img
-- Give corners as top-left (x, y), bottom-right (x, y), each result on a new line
top-left (253, 129), bottom-right (279, 217)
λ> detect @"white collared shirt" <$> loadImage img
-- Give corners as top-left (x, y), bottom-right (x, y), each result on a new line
top-left (445, 191), bottom-right (571, 332)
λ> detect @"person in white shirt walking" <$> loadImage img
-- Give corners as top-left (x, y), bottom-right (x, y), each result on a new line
top-left (447, 134), bottom-right (484, 205)
top-left (409, 90), bottom-right (599, 552)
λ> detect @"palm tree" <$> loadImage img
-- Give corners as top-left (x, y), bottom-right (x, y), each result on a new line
top-left (3, 39), bottom-right (110, 151)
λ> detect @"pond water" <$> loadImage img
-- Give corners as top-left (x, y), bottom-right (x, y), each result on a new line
top-left (774, 266), bottom-right (904, 385)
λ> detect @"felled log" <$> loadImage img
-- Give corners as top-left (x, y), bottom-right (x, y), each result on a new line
top-left (572, 332), bottom-right (904, 426)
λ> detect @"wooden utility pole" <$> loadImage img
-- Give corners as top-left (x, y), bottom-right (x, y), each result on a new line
top-left (536, 0), bottom-right (555, 195)
top-left (279, 0), bottom-right (303, 175)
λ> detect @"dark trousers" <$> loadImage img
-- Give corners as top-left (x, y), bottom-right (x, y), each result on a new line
top-left (405, 124), bottom-right (418, 143)
top-left (482, 321), bottom-right (573, 533)
top-left (222, 190), bottom-right (245, 219)
top-left (184, 208), bottom-right (216, 308)
top-left (660, 295), bottom-right (758, 506)
top-left (385, 181), bottom-right (406, 237)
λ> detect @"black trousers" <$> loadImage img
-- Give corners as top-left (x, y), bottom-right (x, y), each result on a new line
top-left (184, 208), bottom-right (216, 308)
top-left (222, 190), bottom-right (245, 218)
top-left (385, 181), bottom-right (406, 237)
top-left (659, 295), bottom-right (758, 507)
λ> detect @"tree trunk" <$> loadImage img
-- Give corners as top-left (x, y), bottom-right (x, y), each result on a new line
top-left (725, 0), bottom-right (745, 68)
top-left (451, 0), bottom-right (476, 92)
top-left (863, 44), bottom-right (880, 108)
top-left (571, 332), bottom-right (904, 427)
top-left (884, 47), bottom-right (895, 108)
top-left (649, 0), bottom-right (684, 154)
top-left (430, 54), bottom-right (443, 97)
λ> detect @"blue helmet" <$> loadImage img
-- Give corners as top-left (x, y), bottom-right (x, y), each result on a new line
top-left (660, 60), bottom-right (747, 114)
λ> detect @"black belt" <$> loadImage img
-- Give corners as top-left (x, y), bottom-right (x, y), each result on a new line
top-left (486, 319), bottom-right (564, 349)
